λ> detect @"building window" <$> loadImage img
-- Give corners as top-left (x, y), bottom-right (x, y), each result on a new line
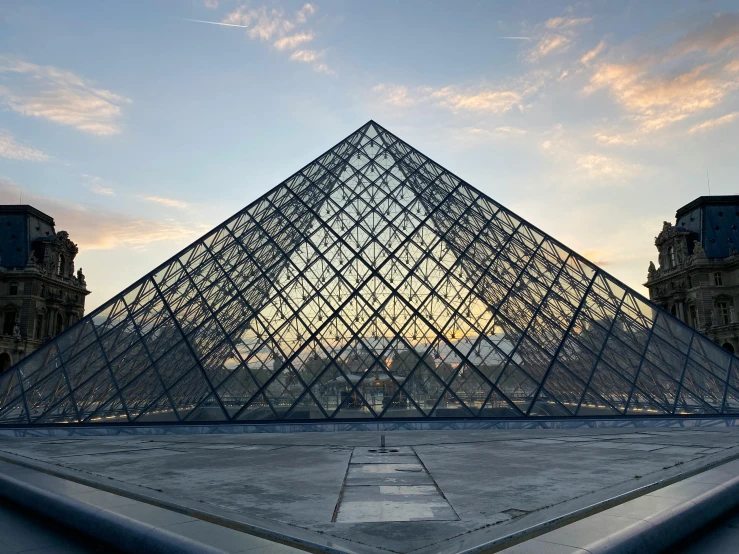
top-left (2, 312), bottom-right (16, 336)
top-left (687, 275), bottom-right (692, 288)
top-left (57, 254), bottom-right (65, 276)
top-left (35, 314), bottom-right (44, 340)
top-left (689, 305), bottom-right (698, 329)
top-left (717, 301), bottom-right (730, 326)
top-left (9, 282), bottom-right (18, 295)
top-left (668, 246), bottom-right (676, 268)
top-left (0, 352), bottom-right (11, 373)
top-left (715, 272), bottom-right (723, 286)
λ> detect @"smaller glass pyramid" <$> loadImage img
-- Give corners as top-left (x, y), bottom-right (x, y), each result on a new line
top-left (1, 120), bottom-right (737, 425)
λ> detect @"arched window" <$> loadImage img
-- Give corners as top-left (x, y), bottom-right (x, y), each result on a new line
top-left (9, 282), bottom-right (18, 296)
top-left (723, 342), bottom-right (735, 354)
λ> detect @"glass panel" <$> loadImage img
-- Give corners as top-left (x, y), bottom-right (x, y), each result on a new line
top-left (4, 121), bottom-right (739, 425)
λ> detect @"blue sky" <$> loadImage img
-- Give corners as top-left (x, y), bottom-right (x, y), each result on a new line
top-left (1, 0), bottom-right (738, 310)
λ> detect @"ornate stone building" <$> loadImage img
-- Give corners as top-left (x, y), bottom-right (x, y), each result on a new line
top-left (0, 206), bottom-right (89, 372)
top-left (645, 196), bottom-right (739, 353)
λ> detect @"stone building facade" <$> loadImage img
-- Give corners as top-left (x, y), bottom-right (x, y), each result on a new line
top-left (645, 196), bottom-right (739, 354)
top-left (0, 205), bottom-right (89, 372)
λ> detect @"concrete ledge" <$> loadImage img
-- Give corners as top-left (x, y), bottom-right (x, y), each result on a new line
top-left (0, 471), bottom-right (228, 554)
top-left (0, 416), bottom-right (737, 437)
top-left (0, 452), bottom-right (378, 554)
top-left (495, 460), bottom-right (739, 554)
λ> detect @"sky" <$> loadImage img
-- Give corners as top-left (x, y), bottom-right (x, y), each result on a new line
top-left (1, 0), bottom-right (738, 311)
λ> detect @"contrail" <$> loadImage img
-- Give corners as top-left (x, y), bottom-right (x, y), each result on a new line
top-left (499, 36), bottom-right (531, 40)
top-left (181, 18), bottom-right (249, 28)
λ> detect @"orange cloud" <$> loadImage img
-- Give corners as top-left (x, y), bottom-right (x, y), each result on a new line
top-left (0, 178), bottom-right (198, 251)
top-left (584, 13), bottom-right (739, 136)
top-left (526, 15), bottom-right (591, 63)
top-left (688, 111), bottom-right (739, 134)
top-left (373, 74), bottom-right (545, 115)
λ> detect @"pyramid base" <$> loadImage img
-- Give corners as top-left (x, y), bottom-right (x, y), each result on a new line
top-left (0, 414), bottom-right (737, 437)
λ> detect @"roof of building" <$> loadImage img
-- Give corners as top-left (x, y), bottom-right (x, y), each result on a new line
top-left (674, 196), bottom-right (739, 259)
top-left (0, 205), bottom-right (55, 226)
top-left (0, 205), bottom-right (57, 268)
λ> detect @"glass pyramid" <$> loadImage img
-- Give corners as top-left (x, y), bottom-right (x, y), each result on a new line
top-left (2, 120), bottom-right (738, 425)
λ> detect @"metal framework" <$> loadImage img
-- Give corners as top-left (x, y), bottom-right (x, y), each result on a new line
top-left (1, 120), bottom-right (738, 425)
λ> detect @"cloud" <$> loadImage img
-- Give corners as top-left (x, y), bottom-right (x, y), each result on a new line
top-left (274, 32), bottom-right (313, 50)
top-left (580, 40), bottom-right (606, 65)
top-left (593, 131), bottom-right (639, 146)
top-left (528, 34), bottom-right (573, 61)
top-left (144, 196), bottom-right (189, 209)
top-left (539, 124), bottom-right (641, 186)
top-left (583, 13), bottom-right (739, 136)
top-left (290, 49), bottom-right (320, 62)
top-left (313, 63), bottom-right (334, 75)
top-left (431, 86), bottom-right (523, 114)
top-left (575, 153), bottom-right (640, 181)
top-left (0, 56), bottom-right (131, 135)
top-left (203, 0), bottom-right (218, 8)
top-left (0, 178), bottom-right (196, 250)
top-left (688, 111), bottom-right (739, 134)
top-left (371, 84), bottom-right (414, 107)
top-left (295, 3), bottom-right (316, 24)
top-left (373, 75), bottom-right (544, 115)
top-left (289, 49), bottom-right (334, 74)
top-left (81, 174), bottom-right (115, 196)
top-left (222, 3), bottom-right (329, 72)
top-left (223, 6), bottom-right (293, 40)
top-left (450, 126), bottom-right (529, 144)
top-left (672, 13), bottom-right (739, 57)
top-left (586, 61), bottom-right (738, 132)
top-left (544, 16), bottom-right (593, 30)
top-left (493, 126), bottom-right (527, 136)
top-left (0, 130), bottom-right (48, 161)
top-left (526, 15), bottom-right (591, 63)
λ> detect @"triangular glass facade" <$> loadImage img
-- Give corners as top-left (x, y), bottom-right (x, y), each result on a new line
top-left (2, 120), bottom-right (738, 425)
